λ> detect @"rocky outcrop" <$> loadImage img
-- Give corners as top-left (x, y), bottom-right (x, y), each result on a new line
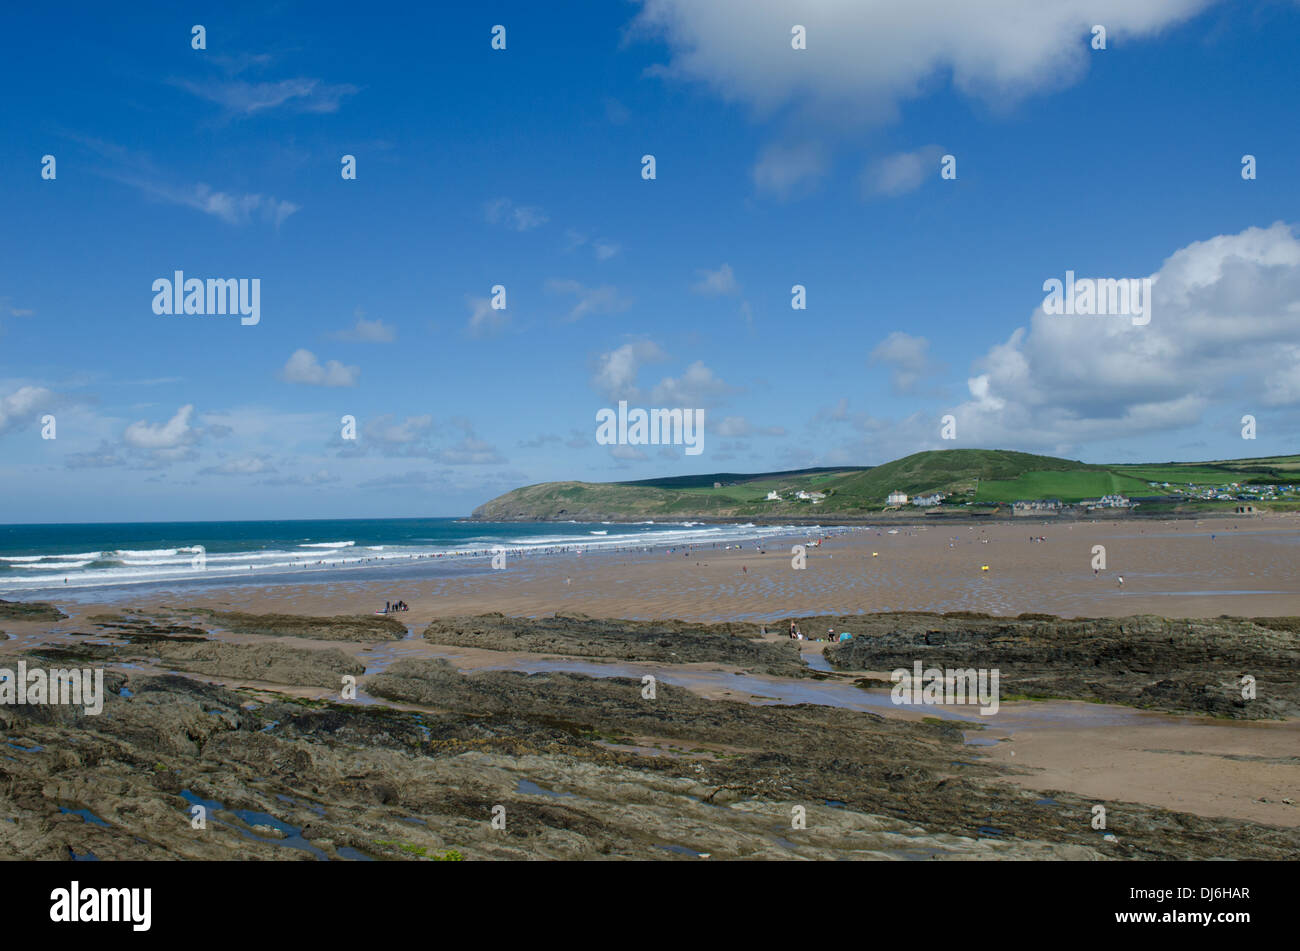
top-left (421, 613), bottom-right (803, 676)
top-left (820, 612), bottom-right (1300, 718)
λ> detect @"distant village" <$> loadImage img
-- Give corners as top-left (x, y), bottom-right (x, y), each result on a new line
top-left (876, 480), bottom-right (1300, 515)
top-left (754, 478), bottom-right (1300, 514)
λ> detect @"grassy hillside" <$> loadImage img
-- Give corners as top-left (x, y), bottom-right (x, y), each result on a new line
top-left (471, 449), bottom-right (1300, 521)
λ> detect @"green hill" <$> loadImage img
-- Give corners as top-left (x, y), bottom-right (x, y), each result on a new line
top-left (470, 449), bottom-right (1300, 521)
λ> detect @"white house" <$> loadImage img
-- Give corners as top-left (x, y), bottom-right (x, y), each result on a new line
top-left (886, 490), bottom-right (908, 506)
top-left (765, 490), bottom-right (781, 501)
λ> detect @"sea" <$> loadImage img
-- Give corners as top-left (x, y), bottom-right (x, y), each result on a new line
top-left (0, 518), bottom-right (830, 599)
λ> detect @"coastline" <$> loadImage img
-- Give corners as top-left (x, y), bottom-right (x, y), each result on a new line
top-left (3, 511), bottom-right (1298, 860)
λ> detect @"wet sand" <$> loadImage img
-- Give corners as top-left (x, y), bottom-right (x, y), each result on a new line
top-left (5, 514), bottom-right (1297, 844)
top-left (123, 514), bottom-right (1300, 622)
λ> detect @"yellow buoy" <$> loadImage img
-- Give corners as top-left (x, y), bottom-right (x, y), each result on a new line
top-left (980, 565), bottom-right (990, 571)
top-left (872, 552), bottom-right (878, 557)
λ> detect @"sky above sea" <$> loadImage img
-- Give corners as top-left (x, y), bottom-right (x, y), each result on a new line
top-left (1, 1), bottom-right (1298, 523)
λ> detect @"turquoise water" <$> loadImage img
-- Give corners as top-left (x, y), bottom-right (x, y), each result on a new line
top-left (0, 516), bottom-right (822, 596)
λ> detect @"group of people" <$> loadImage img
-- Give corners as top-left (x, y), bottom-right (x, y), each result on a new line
top-left (384, 600), bottom-right (410, 613)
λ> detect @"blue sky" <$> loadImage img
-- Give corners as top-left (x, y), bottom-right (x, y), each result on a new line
top-left (2, 0), bottom-right (1299, 522)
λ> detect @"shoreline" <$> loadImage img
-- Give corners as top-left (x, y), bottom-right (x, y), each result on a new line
top-left (3, 601), bottom-right (1297, 849)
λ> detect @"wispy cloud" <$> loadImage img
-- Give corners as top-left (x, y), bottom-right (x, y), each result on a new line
top-left (861, 145), bottom-right (946, 198)
top-left (546, 279), bottom-right (630, 321)
top-left (484, 197), bottom-right (548, 232)
top-left (175, 77), bottom-right (359, 115)
top-left (466, 296), bottom-right (511, 337)
top-left (692, 263), bottom-right (740, 296)
top-left (332, 312), bottom-right (396, 342)
top-left (123, 178), bottom-right (299, 227)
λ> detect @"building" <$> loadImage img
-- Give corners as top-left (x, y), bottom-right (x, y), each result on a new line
top-left (886, 490), bottom-right (909, 506)
top-left (1013, 499), bottom-right (1062, 516)
top-left (765, 490), bottom-right (781, 501)
top-left (911, 493), bottom-right (944, 507)
top-left (796, 490), bottom-right (827, 502)
top-left (1079, 494), bottom-right (1135, 511)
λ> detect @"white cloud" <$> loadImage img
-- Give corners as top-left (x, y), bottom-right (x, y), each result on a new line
top-left (861, 145), bottom-right (946, 197)
top-left (651, 361), bottom-right (738, 407)
top-left (176, 77), bottom-right (358, 115)
top-left (333, 313), bottom-right (396, 342)
top-left (485, 197), bottom-right (548, 232)
top-left (592, 341), bottom-right (667, 400)
top-left (946, 221), bottom-right (1300, 449)
top-left (436, 423), bottom-right (507, 465)
top-left (692, 263), bottom-right (739, 296)
top-left (870, 331), bottom-right (941, 393)
top-left (711, 416), bottom-right (786, 438)
top-left (280, 349), bottom-right (359, 387)
top-left (0, 385), bottom-right (53, 436)
top-left (546, 279), bottom-right (631, 321)
top-left (124, 404), bottom-right (195, 449)
top-left (201, 455), bottom-right (276, 476)
top-left (367, 414), bottom-right (434, 445)
top-left (752, 141), bottom-right (827, 197)
top-left (466, 297), bottom-right (510, 337)
top-left (632, 0), bottom-right (1213, 121)
top-left (111, 175), bottom-right (299, 227)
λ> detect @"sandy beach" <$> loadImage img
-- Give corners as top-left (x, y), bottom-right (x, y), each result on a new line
top-left (3, 513), bottom-right (1297, 859)
top-left (122, 514), bottom-right (1300, 623)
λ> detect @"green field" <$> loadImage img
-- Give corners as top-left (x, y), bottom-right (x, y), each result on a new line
top-left (973, 470), bottom-right (1153, 503)
top-left (471, 449), bottom-right (1300, 520)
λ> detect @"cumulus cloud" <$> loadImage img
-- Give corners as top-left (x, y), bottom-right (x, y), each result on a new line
top-left (124, 404), bottom-right (196, 449)
top-left (0, 386), bottom-right (54, 436)
top-left (651, 361), bottom-right (738, 407)
top-left (632, 0), bottom-right (1212, 121)
top-left (591, 340), bottom-right (667, 400)
top-left (945, 221), bottom-right (1300, 450)
top-left (280, 349), bottom-right (359, 387)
